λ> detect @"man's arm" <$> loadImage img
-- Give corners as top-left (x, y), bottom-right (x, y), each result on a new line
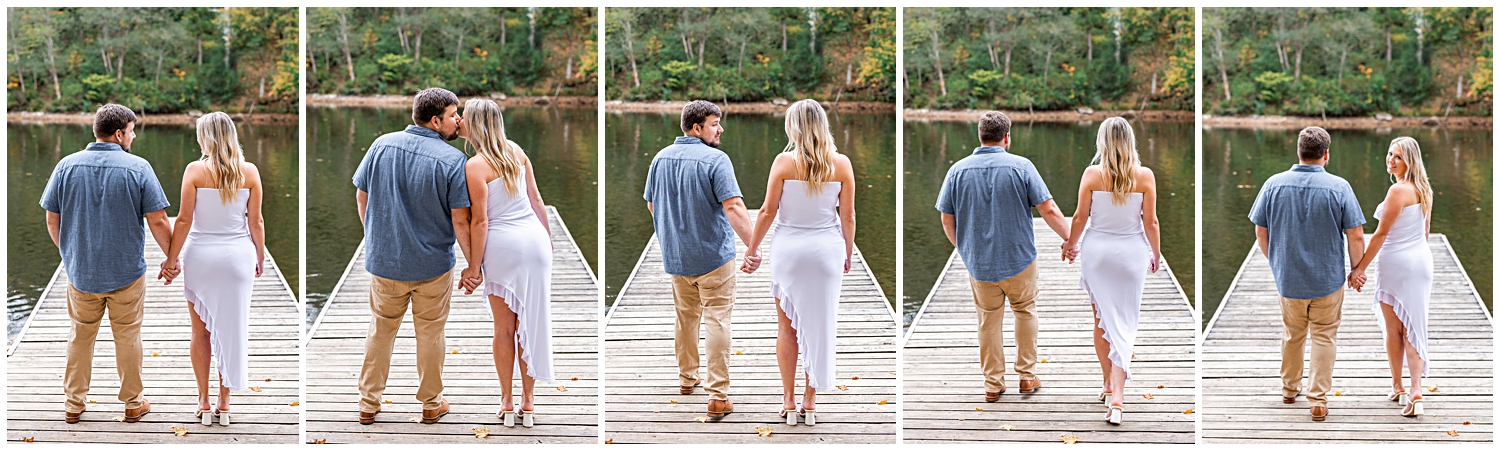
top-left (1255, 225), bottom-right (1270, 258)
top-left (145, 209), bottom-right (174, 253)
top-left (941, 213), bottom-right (957, 247)
top-left (45, 211), bottom-right (61, 248)
top-left (1345, 226), bottom-right (1366, 269)
top-left (356, 189), bottom-right (369, 227)
top-left (723, 197), bottom-right (754, 246)
top-left (452, 208), bottom-right (476, 269)
top-left (1035, 199), bottom-right (1070, 241)
top-left (647, 201), bottom-right (653, 215)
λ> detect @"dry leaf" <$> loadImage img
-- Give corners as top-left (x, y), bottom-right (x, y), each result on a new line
top-left (571, 377), bottom-right (579, 381)
top-left (1333, 391), bottom-right (1342, 396)
top-left (89, 399), bottom-right (96, 404)
top-left (837, 385), bottom-right (849, 391)
top-left (249, 387), bottom-right (262, 392)
top-left (694, 416), bottom-right (709, 423)
top-left (669, 400), bottom-right (678, 404)
top-left (112, 416), bottom-right (125, 422)
top-left (851, 376), bottom-right (861, 380)
top-left (1061, 434), bottom-right (1080, 444)
top-left (1157, 385), bottom-right (1166, 389)
top-left (1040, 358), bottom-right (1049, 363)
top-left (889, 371), bottom-right (896, 375)
top-left (877, 400), bottom-right (888, 405)
top-left (1446, 430), bottom-right (1459, 437)
top-left (313, 439), bottom-right (327, 444)
top-left (735, 350), bottom-right (743, 355)
top-left (151, 352), bottom-right (160, 357)
top-left (172, 426), bottom-right (190, 437)
top-left (1142, 393), bottom-right (1154, 399)
top-left (755, 426), bottom-right (774, 437)
top-left (409, 417), bottom-right (420, 422)
top-left (1428, 385), bottom-right (1439, 393)
top-left (652, 410), bottom-right (659, 413)
top-left (999, 424), bottom-right (1014, 431)
top-left (957, 418), bottom-right (965, 422)
top-left (1183, 409), bottom-right (1194, 414)
top-left (975, 408), bottom-right (983, 412)
top-left (23, 437), bottom-right (34, 442)
top-left (556, 385), bottom-right (568, 392)
top-left (605, 439), bottom-right (613, 444)
top-left (472, 427), bottom-right (491, 439)
top-left (290, 401), bottom-right (300, 406)
top-left (265, 378), bottom-right (273, 382)
top-left (383, 399), bottom-right (393, 404)
top-left (451, 349), bottom-right (460, 354)
top-left (1463, 421), bottom-right (1472, 425)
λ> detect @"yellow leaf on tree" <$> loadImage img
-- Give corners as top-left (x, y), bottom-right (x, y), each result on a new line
top-left (472, 427), bottom-right (491, 439)
top-left (1061, 434), bottom-right (1080, 444)
top-left (172, 426), bottom-right (190, 437)
top-left (755, 426), bottom-right (774, 437)
top-left (290, 401), bottom-right (300, 406)
top-left (999, 424), bottom-right (1014, 431)
top-left (877, 400), bottom-right (888, 405)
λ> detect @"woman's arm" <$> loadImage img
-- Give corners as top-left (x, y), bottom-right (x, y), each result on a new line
top-left (745, 156), bottom-right (789, 269)
top-left (1140, 168), bottom-right (1161, 272)
top-left (162, 163), bottom-right (200, 284)
top-left (835, 155), bottom-right (857, 274)
top-left (463, 158), bottom-right (491, 291)
top-left (1062, 166), bottom-right (1097, 262)
top-left (244, 163), bottom-right (266, 277)
top-left (521, 153), bottom-right (551, 241)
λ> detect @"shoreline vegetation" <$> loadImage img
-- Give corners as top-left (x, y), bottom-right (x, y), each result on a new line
top-left (904, 108), bottom-right (1190, 123)
top-left (7, 7), bottom-right (298, 115)
top-left (7, 111), bottom-right (296, 125)
top-left (1204, 114), bottom-right (1491, 130)
top-left (307, 93), bottom-right (596, 109)
top-left (606, 99), bottom-right (891, 114)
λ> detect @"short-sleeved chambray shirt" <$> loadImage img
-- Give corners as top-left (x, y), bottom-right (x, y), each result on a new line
top-left (1249, 164), bottom-right (1367, 299)
top-left (40, 142), bottom-right (171, 293)
top-left (353, 125), bottom-right (471, 282)
top-left (937, 146), bottom-right (1053, 283)
top-left (643, 136), bottom-right (743, 277)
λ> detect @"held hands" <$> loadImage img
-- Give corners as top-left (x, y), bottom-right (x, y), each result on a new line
top-left (1347, 268), bottom-right (1368, 292)
top-left (1060, 242), bottom-right (1080, 264)
top-left (739, 250), bottom-right (763, 274)
top-left (458, 266), bottom-right (483, 295)
top-left (158, 259), bottom-right (181, 285)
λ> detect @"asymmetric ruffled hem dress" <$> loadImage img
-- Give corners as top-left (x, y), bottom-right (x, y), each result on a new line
top-left (1078, 191), bottom-right (1148, 381)
top-left (768, 180), bottom-right (845, 392)
top-left (480, 172), bottom-right (555, 382)
top-left (1371, 201), bottom-right (1432, 378)
top-left (182, 187), bottom-right (254, 391)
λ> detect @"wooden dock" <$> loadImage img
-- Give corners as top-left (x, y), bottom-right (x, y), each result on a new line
top-left (902, 217), bottom-right (1197, 444)
top-left (303, 206), bottom-right (599, 444)
top-left (1202, 235), bottom-right (1492, 443)
top-left (603, 211), bottom-right (899, 443)
top-left (6, 223), bottom-right (301, 444)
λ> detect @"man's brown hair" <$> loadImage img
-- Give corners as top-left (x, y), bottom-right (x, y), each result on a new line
top-left (680, 100), bottom-right (723, 133)
top-left (412, 87), bottom-right (460, 126)
top-left (93, 104), bottom-right (137, 138)
top-left (978, 111), bottom-right (1011, 144)
top-left (1298, 126), bottom-right (1331, 161)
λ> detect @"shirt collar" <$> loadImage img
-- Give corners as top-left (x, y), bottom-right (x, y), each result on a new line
top-left (974, 145), bottom-right (1008, 155)
top-left (84, 142), bottom-right (125, 152)
top-left (404, 124), bottom-right (442, 139)
top-left (1291, 164), bottom-right (1326, 173)
top-left (675, 136), bottom-right (705, 145)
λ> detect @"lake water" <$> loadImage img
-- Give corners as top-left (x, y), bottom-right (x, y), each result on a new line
top-left (305, 106), bottom-right (598, 328)
top-left (8, 121), bottom-right (299, 339)
top-left (605, 110), bottom-right (897, 310)
top-left (904, 120), bottom-right (1196, 328)
top-left (1202, 127), bottom-right (1492, 326)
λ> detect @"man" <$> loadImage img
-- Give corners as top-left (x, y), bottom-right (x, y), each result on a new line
top-left (1248, 126), bottom-right (1365, 422)
top-left (936, 111), bottom-right (1070, 402)
top-left (41, 103), bottom-right (175, 424)
top-left (352, 87), bottom-right (479, 425)
top-left (642, 100), bottom-right (758, 419)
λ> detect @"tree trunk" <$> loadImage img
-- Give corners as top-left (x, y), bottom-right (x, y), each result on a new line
top-left (929, 29), bottom-right (946, 96)
top-left (500, 11), bottom-right (506, 47)
top-left (197, 38), bottom-right (203, 67)
top-left (454, 28), bottom-right (465, 68)
top-left (1003, 45), bottom-right (1012, 77)
top-left (623, 19), bottom-right (641, 88)
top-left (154, 53), bottom-right (163, 86)
top-left (1214, 26), bottom-right (1231, 101)
top-left (259, 75), bottom-right (265, 97)
top-left (338, 12), bottom-right (355, 82)
top-left (1385, 27), bottom-right (1392, 62)
top-left (846, 61), bottom-right (853, 85)
top-left (1336, 49), bottom-right (1346, 84)
top-left (781, 21), bottom-right (787, 54)
top-left (1293, 43), bottom-right (1303, 79)
top-left (1043, 49), bottom-right (1052, 83)
top-left (681, 32), bottom-right (692, 60)
top-left (414, 28), bottom-right (423, 63)
top-left (697, 32), bottom-right (707, 68)
top-left (737, 39), bottom-right (746, 73)
top-left (101, 46), bottom-right (112, 74)
top-left (1456, 73), bottom-right (1464, 99)
top-left (118, 28), bottom-right (130, 82)
top-left (44, 35), bottom-right (61, 100)
top-left (1086, 32), bottom-right (1093, 61)
top-left (987, 42), bottom-right (997, 69)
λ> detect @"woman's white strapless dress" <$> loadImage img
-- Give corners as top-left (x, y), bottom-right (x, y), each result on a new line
top-left (768, 180), bottom-right (845, 392)
top-left (1372, 201), bottom-right (1432, 377)
top-left (481, 172), bottom-right (555, 382)
top-left (1078, 191), bottom-right (1149, 381)
top-left (182, 188), bottom-right (254, 391)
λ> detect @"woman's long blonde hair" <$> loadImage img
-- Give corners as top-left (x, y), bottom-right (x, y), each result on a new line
top-left (195, 112), bottom-right (245, 205)
top-left (463, 98), bottom-right (524, 196)
top-left (782, 99), bottom-right (838, 196)
top-left (1091, 117), bottom-right (1141, 205)
top-left (1389, 136), bottom-right (1433, 216)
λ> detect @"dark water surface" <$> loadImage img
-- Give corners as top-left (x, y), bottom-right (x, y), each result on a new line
top-left (304, 106), bottom-right (597, 328)
top-left (605, 111), bottom-right (897, 310)
top-left (904, 120), bottom-right (1196, 328)
top-left (8, 121), bottom-right (299, 339)
top-left (1203, 127), bottom-right (1492, 326)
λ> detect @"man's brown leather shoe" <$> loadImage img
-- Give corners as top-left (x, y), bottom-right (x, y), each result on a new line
top-left (706, 398), bottom-right (734, 418)
top-left (421, 399), bottom-right (450, 424)
top-left (1018, 378), bottom-right (1041, 393)
top-left (359, 406), bottom-right (381, 425)
top-left (1310, 405), bottom-right (1327, 421)
top-left (1283, 396), bottom-right (1297, 404)
top-left (123, 399), bottom-right (150, 423)
top-left (64, 406), bottom-right (85, 424)
top-left (985, 384), bottom-right (1005, 402)
top-left (680, 381), bottom-right (700, 395)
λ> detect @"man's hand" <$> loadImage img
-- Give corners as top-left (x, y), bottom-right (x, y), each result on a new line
top-left (459, 266), bottom-right (483, 294)
top-left (1347, 269), bottom-right (1367, 292)
top-left (740, 252), bottom-right (762, 274)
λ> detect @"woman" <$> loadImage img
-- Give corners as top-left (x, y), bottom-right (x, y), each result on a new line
top-left (1348, 136), bottom-right (1433, 417)
top-left (743, 99), bottom-right (856, 427)
top-left (457, 98), bottom-right (555, 428)
top-left (160, 112), bottom-right (265, 427)
top-left (1061, 117), bottom-right (1160, 426)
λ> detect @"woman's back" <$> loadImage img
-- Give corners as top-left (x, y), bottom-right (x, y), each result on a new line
top-left (776, 180), bottom-right (841, 229)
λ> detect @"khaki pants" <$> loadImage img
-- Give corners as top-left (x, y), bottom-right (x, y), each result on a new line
top-left (64, 276), bottom-right (147, 413)
top-left (359, 271), bottom-right (454, 412)
top-left (1280, 289), bottom-right (1344, 406)
top-left (671, 261), bottom-right (736, 401)
top-left (971, 262), bottom-right (1039, 392)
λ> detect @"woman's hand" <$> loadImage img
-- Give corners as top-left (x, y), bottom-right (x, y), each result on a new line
top-left (1148, 255), bottom-right (1160, 273)
top-left (459, 266), bottom-right (483, 294)
top-left (1061, 242), bottom-right (1079, 264)
top-left (254, 252), bottom-right (265, 278)
top-left (844, 256), bottom-right (852, 274)
top-left (158, 259), bottom-right (181, 285)
top-left (740, 250), bottom-right (762, 274)
top-left (1347, 267), bottom-right (1367, 292)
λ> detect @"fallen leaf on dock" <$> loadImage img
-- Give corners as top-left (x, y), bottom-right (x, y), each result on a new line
top-left (1447, 430), bottom-right (1459, 437)
top-left (1040, 358), bottom-right (1049, 363)
top-left (735, 350), bottom-right (743, 355)
top-left (1463, 421), bottom-right (1472, 425)
top-left (313, 439), bottom-right (327, 444)
top-left (112, 416), bottom-right (124, 422)
top-left (151, 352), bottom-right (160, 357)
top-left (669, 400), bottom-right (677, 404)
top-left (556, 386), bottom-right (568, 392)
top-left (172, 426), bottom-right (190, 437)
top-left (999, 424), bottom-right (1014, 431)
top-left (290, 401), bottom-right (300, 406)
top-left (384, 399), bottom-right (393, 404)
top-left (1333, 391), bottom-right (1342, 396)
top-left (1428, 385), bottom-right (1439, 393)
top-left (89, 399), bottom-right (96, 404)
top-left (605, 439), bottom-right (613, 444)
top-left (694, 416), bottom-right (709, 423)
top-left (877, 400), bottom-right (888, 405)
top-left (1157, 385), bottom-right (1165, 389)
top-left (1061, 434), bottom-right (1080, 444)
top-left (837, 385), bottom-right (849, 391)
top-left (265, 378), bottom-right (273, 382)
top-left (571, 377), bottom-right (579, 381)
top-left (23, 437), bottom-right (35, 442)
top-left (1183, 409), bottom-right (1194, 414)
top-left (472, 427), bottom-right (491, 438)
top-left (975, 408), bottom-right (983, 412)
top-left (851, 376), bottom-right (861, 380)
top-left (755, 426), bottom-right (774, 437)
top-left (1142, 393), bottom-right (1154, 399)
top-left (249, 387), bottom-right (262, 392)
top-left (451, 349), bottom-right (460, 354)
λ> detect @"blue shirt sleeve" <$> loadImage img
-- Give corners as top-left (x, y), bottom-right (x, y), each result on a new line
top-left (642, 157), bottom-right (657, 202)
top-left (1248, 184), bottom-right (1271, 227)
top-left (137, 164), bottom-right (171, 215)
top-left (353, 148), bottom-right (373, 192)
top-left (446, 160), bottom-right (471, 210)
top-left (1337, 184), bottom-right (1367, 230)
top-left (710, 154), bottom-right (742, 203)
top-left (1024, 163), bottom-right (1053, 207)
top-left (935, 168), bottom-right (956, 215)
top-left (39, 164), bottom-right (63, 213)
